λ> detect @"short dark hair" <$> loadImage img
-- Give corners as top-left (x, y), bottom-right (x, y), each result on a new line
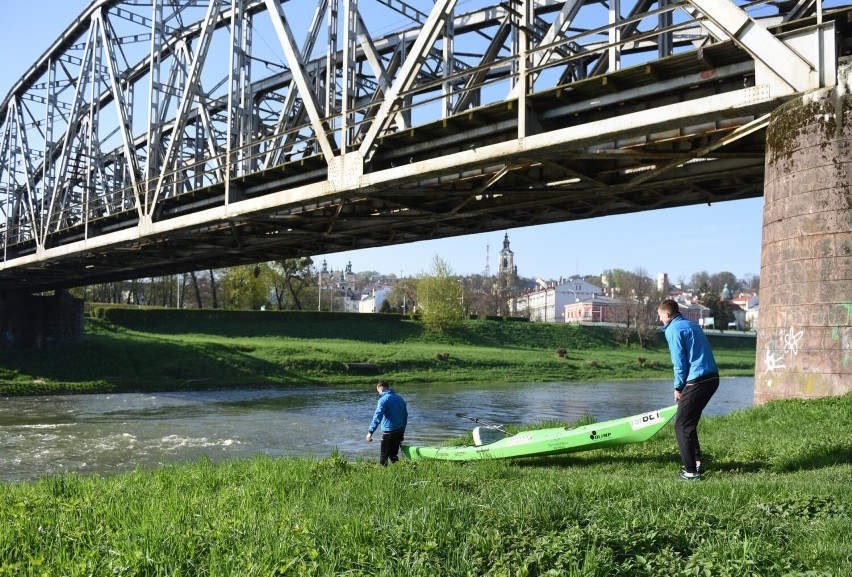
top-left (658, 299), bottom-right (680, 315)
top-left (376, 380), bottom-right (389, 389)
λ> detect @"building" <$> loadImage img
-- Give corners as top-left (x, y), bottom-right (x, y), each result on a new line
top-left (563, 295), bottom-right (622, 323)
top-left (730, 292), bottom-right (759, 330)
top-left (358, 288), bottom-right (390, 313)
top-left (512, 278), bottom-right (601, 322)
top-left (497, 233), bottom-right (517, 279)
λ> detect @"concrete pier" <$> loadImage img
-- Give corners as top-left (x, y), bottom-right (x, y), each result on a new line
top-left (756, 63), bottom-right (852, 403)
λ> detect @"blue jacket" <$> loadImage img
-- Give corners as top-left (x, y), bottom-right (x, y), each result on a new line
top-left (661, 314), bottom-right (718, 390)
top-left (368, 389), bottom-right (408, 433)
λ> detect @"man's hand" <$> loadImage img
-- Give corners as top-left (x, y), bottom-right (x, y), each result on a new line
top-left (366, 432), bottom-right (373, 443)
top-left (674, 390), bottom-right (682, 402)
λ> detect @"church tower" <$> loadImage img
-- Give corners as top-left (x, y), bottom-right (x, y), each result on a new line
top-left (497, 233), bottom-right (517, 279)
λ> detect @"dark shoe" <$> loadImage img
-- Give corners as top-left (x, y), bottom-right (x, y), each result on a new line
top-left (679, 469), bottom-right (701, 481)
top-left (696, 463), bottom-right (705, 475)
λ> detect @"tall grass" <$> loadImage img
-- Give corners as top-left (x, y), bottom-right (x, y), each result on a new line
top-left (1, 394), bottom-right (849, 576)
top-left (0, 311), bottom-right (755, 395)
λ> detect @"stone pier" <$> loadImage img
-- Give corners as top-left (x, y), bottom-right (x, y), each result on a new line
top-left (755, 62), bottom-right (852, 403)
top-left (0, 290), bottom-right (85, 348)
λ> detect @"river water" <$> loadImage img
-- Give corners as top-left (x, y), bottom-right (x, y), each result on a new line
top-left (0, 377), bottom-right (754, 483)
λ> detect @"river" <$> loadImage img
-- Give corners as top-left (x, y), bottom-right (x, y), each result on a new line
top-left (0, 377), bottom-right (753, 482)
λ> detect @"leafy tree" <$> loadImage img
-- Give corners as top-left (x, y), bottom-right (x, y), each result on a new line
top-left (221, 265), bottom-right (270, 310)
top-left (699, 292), bottom-right (735, 331)
top-left (416, 256), bottom-right (464, 331)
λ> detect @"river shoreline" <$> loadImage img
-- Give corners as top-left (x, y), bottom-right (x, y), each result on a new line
top-left (0, 312), bottom-right (757, 396)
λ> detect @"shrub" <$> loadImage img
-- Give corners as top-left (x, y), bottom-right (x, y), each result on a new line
top-left (555, 347), bottom-right (567, 358)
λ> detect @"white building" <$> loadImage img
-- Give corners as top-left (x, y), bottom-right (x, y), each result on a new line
top-left (358, 288), bottom-right (390, 313)
top-left (512, 278), bottom-right (601, 322)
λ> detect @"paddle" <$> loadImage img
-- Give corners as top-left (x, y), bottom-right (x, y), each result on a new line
top-left (455, 412), bottom-right (507, 433)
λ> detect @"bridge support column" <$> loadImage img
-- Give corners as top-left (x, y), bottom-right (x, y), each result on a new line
top-left (755, 63), bottom-right (852, 403)
top-left (0, 290), bottom-right (85, 349)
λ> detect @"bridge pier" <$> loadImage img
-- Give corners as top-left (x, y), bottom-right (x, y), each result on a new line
top-left (0, 290), bottom-right (84, 349)
top-left (756, 62), bottom-right (852, 403)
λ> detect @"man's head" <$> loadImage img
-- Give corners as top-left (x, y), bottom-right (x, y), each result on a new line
top-left (376, 380), bottom-right (389, 393)
top-left (657, 299), bottom-right (680, 323)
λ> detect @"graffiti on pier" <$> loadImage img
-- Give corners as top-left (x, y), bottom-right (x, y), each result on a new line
top-left (762, 326), bottom-right (804, 388)
top-left (832, 303), bottom-right (852, 368)
top-left (782, 326), bottom-right (804, 357)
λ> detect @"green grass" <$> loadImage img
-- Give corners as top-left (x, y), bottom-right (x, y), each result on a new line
top-left (1, 394), bottom-right (848, 576)
top-left (0, 310), bottom-right (756, 395)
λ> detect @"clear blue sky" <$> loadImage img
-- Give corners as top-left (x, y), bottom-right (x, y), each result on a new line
top-left (1, 0), bottom-right (765, 284)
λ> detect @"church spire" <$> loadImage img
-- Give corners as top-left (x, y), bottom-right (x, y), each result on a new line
top-left (498, 232), bottom-right (516, 279)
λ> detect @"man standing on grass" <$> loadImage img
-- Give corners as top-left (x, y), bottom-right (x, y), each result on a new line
top-left (658, 299), bottom-right (719, 481)
top-left (366, 380), bottom-right (408, 465)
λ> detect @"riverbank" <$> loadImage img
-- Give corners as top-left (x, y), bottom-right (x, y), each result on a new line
top-left (1, 393), bottom-right (848, 576)
top-left (0, 308), bottom-right (756, 396)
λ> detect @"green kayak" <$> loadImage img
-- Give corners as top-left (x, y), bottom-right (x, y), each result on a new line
top-left (402, 405), bottom-right (677, 461)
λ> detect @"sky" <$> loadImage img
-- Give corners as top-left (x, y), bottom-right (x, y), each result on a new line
top-left (1, 0), bottom-right (765, 284)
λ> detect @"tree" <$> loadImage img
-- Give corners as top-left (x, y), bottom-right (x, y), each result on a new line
top-left (221, 265), bottom-right (270, 310)
top-left (699, 292), bottom-right (735, 331)
top-left (740, 273), bottom-right (759, 292)
top-left (416, 256), bottom-right (464, 331)
top-left (690, 271), bottom-right (711, 293)
top-left (189, 271), bottom-right (204, 308)
top-left (602, 268), bottom-right (661, 347)
top-left (709, 271), bottom-right (738, 295)
top-left (388, 277), bottom-right (418, 314)
top-left (269, 257), bottom-right (314, 310)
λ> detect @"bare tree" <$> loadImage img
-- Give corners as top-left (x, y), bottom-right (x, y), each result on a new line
top-left (189, 272), bottom-right (204, 309)
top-left (388, 277), bottom-right (418, 314)
top-left (269, 257), bottom-right (314, 310)
top-left (209, 269), bottom-right (219, 309)
top-left (603, 268), bottom-right (660, 347)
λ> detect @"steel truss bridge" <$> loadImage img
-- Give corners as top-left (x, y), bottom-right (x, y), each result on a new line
top-left (1, 0), bottom-right (850, 292)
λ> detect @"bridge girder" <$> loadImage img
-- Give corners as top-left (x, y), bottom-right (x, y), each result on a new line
top-left (1, 0), bottom-right (850, 291)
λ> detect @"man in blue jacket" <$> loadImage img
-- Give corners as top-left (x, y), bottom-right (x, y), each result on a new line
top-left (366, 380), bottom-right (408, 465)
top-left (658, 299), bottom-right (719, 481)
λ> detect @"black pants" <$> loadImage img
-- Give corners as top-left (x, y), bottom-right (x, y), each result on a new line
top-left (675, 374), bottom-right (719, 473)
top-left (380, 428), bottom-right (405, 465)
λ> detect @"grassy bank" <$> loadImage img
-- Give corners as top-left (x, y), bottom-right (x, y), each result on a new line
top-left (1, 394), bottom-right (849, 576)
top-left (0, 308), bottom-right (756, 396)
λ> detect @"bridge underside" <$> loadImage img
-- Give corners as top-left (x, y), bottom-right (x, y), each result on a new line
top-left (2, 2), bottom-right (851, 292)
top-left (0, 39), bottom-right (779, 291)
